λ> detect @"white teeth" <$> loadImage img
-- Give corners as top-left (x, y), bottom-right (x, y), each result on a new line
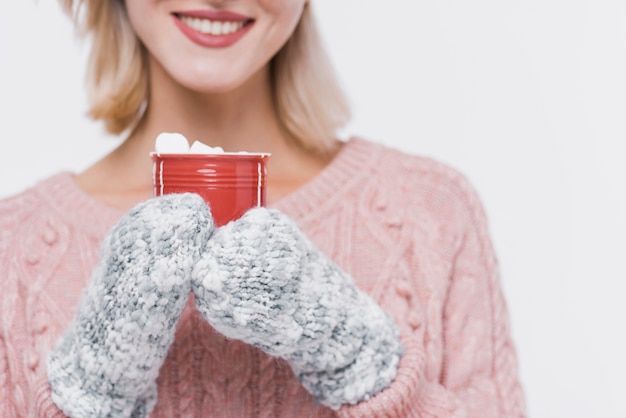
top-left (179, 16), bottom-right (245, 35)
top-left (211, 21), bottom-right (222, 35)
top-left (201, 19), bottom-right (211, 33)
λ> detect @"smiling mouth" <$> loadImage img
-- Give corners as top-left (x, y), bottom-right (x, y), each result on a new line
top-left (175, 14), bottom-right (254, 36)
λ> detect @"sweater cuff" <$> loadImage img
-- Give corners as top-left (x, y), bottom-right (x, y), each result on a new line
top-left (337, 327), bottom-right (460, 418)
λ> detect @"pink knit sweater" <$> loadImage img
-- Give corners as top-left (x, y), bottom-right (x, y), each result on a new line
top-left (0, 138), bottom-right (526, 417)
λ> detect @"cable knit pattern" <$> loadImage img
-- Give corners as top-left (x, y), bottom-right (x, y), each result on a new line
top-left (0, 138), bottom-right (526, 417)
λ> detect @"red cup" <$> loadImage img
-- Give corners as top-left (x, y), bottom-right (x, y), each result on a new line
top-left (151, 152), bottom-right (270, 226)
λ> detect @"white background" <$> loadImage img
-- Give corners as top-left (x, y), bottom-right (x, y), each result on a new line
top-left (1, 1), bottom-right (625, 417)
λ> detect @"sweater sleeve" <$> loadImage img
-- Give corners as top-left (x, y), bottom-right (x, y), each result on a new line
top-left (338, 183), bottom-right (526, 418)
top-left (0, 333), bottom-right (18, 418)
top-left (0, 203), bottom-right (17, 417)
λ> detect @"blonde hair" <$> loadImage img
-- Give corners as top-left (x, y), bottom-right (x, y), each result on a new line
top-left (61, 1), bottom-right (350, 153)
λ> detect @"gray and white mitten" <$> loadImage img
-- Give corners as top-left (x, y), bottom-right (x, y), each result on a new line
top-left (191, 208), bottom-right (402, 410)
top-left (47, 193), bottom-right (213, 418)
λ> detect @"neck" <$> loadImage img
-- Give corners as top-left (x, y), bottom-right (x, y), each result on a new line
top-left (134, 57), bottom-right (289, 151)
top-left (77, 56), bottom-right (341, 210)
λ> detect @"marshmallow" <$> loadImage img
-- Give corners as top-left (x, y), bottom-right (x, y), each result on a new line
top-left (189, 140), bottom-right (224, 154)
top-left (154, 132), bottom-right (228, 155)
top-left (155, 132), bottom-right (190, 154)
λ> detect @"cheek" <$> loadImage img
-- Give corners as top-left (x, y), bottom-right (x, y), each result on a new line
top-left (257, 0), bottom-right (307, 51)
top-left (258, 0), bottom-right (308, 7)
top-left (124, 0), bottom-right (148, 28)
top-left (259, 0), bottom-right (308, 25)
top-left (124, 0), bottom-right (164, 47)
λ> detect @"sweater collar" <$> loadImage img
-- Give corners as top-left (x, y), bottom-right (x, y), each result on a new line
top-left (37, 137), bottom-right (376, 233)
top-left (35, 172), bottom-right (125, 238)
top-left (272, 137), bottom-right (377, 225)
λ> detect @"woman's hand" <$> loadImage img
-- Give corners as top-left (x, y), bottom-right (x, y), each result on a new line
top-left (47, 193), bottom-right (213, 418)
top-left (191, 207), bottom-right (403, 410)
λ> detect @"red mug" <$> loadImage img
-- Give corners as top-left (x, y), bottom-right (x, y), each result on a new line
top-left (151, 152), bottom-right (270, 226)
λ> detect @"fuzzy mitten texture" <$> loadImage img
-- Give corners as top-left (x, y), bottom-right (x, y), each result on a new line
top-left (191, 207), bottom-right (402, 410)
top-left (47, 193), bottom-right (213, 418)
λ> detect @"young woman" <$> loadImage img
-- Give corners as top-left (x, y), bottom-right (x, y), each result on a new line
top-left (0, 0), bottom-right (526, 417)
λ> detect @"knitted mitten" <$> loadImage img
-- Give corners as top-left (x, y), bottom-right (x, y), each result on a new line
top-left (191, 208), bottom-right (402, 410)
top-left (47, 193), bottom-right (213, 418)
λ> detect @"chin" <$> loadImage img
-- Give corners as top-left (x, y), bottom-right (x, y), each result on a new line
top-left (174, 68), bottom-right (255, 96)
top-left (186, 81), bottom-right (246, 95)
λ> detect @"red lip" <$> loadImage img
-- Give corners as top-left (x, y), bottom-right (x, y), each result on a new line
top-left (176, 10), bottom-right (252, 21)
top-left (172, 11), bottom-right (254, 48)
